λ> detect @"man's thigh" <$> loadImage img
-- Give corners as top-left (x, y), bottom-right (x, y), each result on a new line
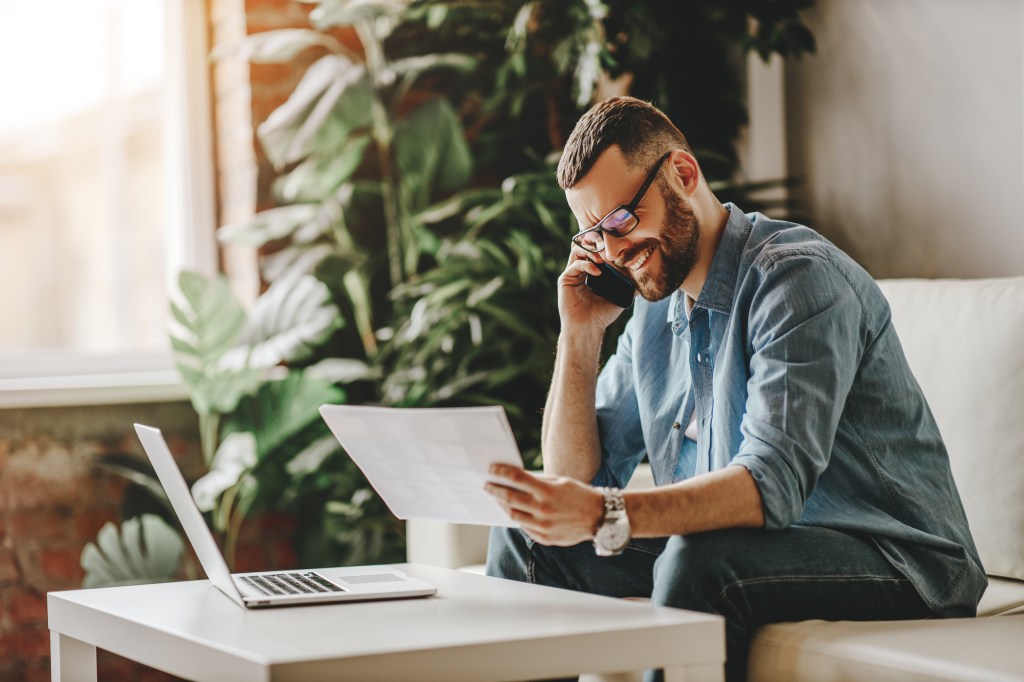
top-left (652, 525), bottom-right (934, 625)
top-left (487, 526), bottom-right (666, 599)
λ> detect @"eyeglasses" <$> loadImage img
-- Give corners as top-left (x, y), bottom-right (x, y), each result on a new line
top-left (571, 151), bottom-right (671, 254)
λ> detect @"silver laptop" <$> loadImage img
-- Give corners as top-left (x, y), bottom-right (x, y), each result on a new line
top-left (135, 424), bottom-right (437, 608)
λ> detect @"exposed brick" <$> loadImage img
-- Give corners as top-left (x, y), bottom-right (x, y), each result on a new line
top-left (0, 626), bottom-right (50, 659)
top-left (0, 658), bottom-right (51, 682)
top-left (38, 549), bottom-right (82, 583)
top-left (0, 548), bottom-right (19, 585)
top-left (273, 539), bottom-right (298, 570)
top-left (7, 590), bottom-right (47, 627)
top-left (74, 509), bottom-right (119, 542)
top-left (232, 546), bottom-right (264, 573)
top-left (11, 508), bottom-right (72, 544)
top-left (19, 661), bottom-right (52, 682)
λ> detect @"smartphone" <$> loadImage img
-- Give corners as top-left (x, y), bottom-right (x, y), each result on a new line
top-left (584, 261), bottom-right (636, 308)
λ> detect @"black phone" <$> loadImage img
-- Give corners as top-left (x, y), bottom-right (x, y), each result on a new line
top-left (584, 261), bottom-right (636, 308)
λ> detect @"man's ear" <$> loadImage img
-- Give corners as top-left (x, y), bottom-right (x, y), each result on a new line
top-left (667, 150), bottom-right (702, 196)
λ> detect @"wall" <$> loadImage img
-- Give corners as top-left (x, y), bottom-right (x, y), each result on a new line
top-left (0, 403), bottom-right (197, 681)
top-left (785, 0), bottom-right (1024, 278)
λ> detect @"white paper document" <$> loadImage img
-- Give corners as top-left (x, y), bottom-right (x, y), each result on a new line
top-left (319, 404), bottom-right (525, 527)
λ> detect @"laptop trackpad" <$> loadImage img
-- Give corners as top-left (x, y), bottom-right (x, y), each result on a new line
top-left (342, 573), bottom-right (405, 585)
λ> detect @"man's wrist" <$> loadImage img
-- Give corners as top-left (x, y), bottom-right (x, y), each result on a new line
top-left (558, 325), bottom-right (605, 357)
top-left (593, 487), bottom-right (632, 556)
top-left (589, 487), bottom-right (605, 539)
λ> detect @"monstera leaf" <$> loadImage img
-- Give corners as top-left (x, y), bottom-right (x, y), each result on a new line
top-left (257, 54), bottom-right (372, 169)
top-left (219, 273), bottom-right (343, 371)
top-left (212, 28), bottom-right (345, 64)
top-left (80, 514), bottom-right (184, 589)
top-left (395, 98), bottom-right (472, 204)
top-left (191, 431), bottom-right (259, 514)
top-left (170, 271), bottom-right (260, 416)
top-left (229, 371), bottom-right (345, 459)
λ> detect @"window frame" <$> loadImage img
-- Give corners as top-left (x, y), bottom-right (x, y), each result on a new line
top-left (0, 0), bottom-right (216, 409)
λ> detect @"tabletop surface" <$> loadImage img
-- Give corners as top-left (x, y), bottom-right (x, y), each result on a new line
top-left (49, 563), bottom-right (721, 666)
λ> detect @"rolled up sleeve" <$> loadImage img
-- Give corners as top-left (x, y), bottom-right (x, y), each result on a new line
top-left (730, 254), bottom-right (865, 529)
top-left (593, 318), bottom-right (647, 488)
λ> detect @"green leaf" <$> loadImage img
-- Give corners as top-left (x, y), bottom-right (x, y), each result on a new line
top-left (394, 99), bottom-right (472, 204)
top-left (95, 454), bottom-right (173, 518)
top-left (285, 434), bottom-right (340, 477)
top-left (221, 274), bottom-right (343, 370)
top-left (257, 55), bottom-right (372, 169)
top-left (342, 268), bottom-right (377, 356)
top-left (277, 134), bottom-right (371, 203)
top-left (170, 271), bottom-right (253, 415)
top-left (389, 53), bottom-right (476, 83)
top-left (305, 357), bottom-right (380, 383)
top-left (261, 242), bottom-right (336, 283)
top-left (217, 204), bottom-right (320, 247)
top-left (310, 0), bottom-right (406, 29)
top-left (425, 5), bottom-right (448, 29)
top-left (466, 276), bottom-right (504, 307)
top-left (229, 372), bottom-right (344, 459)
top-left (211, 29), bottom-right (343, 64)
top-left (191, 431), bottom-right (258, 513)
top-left (80, 515), bottom-right (184, 588)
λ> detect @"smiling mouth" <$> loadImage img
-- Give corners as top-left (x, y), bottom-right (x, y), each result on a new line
top-left (624, 245), bottom-right (656, 273)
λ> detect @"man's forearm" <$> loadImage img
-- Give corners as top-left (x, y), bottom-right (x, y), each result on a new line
top-left (541, 327), bottom-right (606, 481)
top-left (625, 465), bottom-right (766, 537)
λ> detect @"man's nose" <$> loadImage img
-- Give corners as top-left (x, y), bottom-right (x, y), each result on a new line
top-left (602, 231), bottom-right (630, 264)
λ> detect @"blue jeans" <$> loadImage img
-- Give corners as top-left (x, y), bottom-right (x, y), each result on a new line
top-left (487, 525), bottom-right (935, 681)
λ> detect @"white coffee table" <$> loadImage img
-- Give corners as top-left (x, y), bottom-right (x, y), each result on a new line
top-left (48, 563), bottom-right (724, 681)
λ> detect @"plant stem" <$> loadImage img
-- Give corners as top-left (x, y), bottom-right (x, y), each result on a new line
top-left (198, 412), bottom-right (220, 466)
top-left (356, 20), bottom-right (405, 292)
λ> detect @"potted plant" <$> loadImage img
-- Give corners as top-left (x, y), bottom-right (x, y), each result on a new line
top-left (82, 0), bottom-right (816, 587)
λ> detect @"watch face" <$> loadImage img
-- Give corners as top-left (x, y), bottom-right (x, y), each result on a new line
top-left (597, 522), bottom-right (630, 552)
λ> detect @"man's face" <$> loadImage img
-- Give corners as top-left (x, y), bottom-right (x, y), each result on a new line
top-left (566, 147), bottom-right (701, 302)
top-left (612, 176), bottom-right (701, 302)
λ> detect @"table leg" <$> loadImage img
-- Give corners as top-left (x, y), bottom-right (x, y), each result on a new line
top-left (50, 631), bottom-right (97, 682)
top-left (663, 663), bottom-right (724, 682)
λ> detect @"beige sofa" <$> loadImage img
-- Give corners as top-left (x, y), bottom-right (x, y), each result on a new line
top-left (406, 277), bottom-right (1024, 681)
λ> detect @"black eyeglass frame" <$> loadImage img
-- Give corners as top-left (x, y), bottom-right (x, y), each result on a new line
top-left (571, 151), bottom-right (673, 254)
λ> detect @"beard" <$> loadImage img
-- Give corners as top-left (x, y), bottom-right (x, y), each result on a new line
top-left (615, 182), bottom-right (701, 302)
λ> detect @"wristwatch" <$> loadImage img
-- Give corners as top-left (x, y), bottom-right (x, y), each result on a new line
top-left (593, 487), bottom-right (631, 557)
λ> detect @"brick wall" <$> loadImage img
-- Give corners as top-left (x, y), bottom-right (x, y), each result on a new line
top-left (0, 1), bottom-right (334, 679)
top-left (0, 405), bottom-right (304, 681)
top-left (0, 402), bottom-right (198, 681)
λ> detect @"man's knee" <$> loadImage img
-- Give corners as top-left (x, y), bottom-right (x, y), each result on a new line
top-left (485, 526), bottom-right (532, 582)
top-left (651, 531), bottom-right (747, 612)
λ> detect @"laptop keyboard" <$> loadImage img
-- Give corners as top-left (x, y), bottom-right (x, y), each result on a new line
top-left (238, 572), bottom-right (344, 597)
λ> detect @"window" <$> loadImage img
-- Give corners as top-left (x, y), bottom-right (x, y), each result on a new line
top-left (0, 0), bottom-right (215, 406)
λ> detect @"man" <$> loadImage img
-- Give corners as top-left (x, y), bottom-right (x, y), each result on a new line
top-left (483, 96), bottom-right (985, 681)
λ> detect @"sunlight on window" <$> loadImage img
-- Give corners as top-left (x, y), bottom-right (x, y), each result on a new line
top-left (0, 0), bottom-right (173, 356)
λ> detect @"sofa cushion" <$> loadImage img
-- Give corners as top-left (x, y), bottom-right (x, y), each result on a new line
top-left (976, 577), bottom-right (1024, 617)
top-left (877, 277), bottom-right (1024, 581)
top-left (747, 613), bottom-right (1024, 682)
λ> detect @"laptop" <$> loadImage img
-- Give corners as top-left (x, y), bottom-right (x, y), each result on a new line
top-left (134, 424), bottom-right (437, 608)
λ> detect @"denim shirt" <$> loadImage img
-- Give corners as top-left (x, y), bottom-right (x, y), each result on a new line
top-left (592, 204), bottom-right (986, 616)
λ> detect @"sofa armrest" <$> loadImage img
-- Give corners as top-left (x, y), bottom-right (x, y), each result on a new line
top-left (406, 463), bottom-right (655, 569)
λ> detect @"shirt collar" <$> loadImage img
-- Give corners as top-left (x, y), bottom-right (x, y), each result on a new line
top-left (667, 203), bottom-right (752, 331)
top-left (695, 202), bottom-right (752, 315)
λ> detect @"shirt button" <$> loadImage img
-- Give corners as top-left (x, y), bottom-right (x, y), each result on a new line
top-left (696, 353), bottom-right (702, 363)
top-left (672, 422), bottom-right (681, 429)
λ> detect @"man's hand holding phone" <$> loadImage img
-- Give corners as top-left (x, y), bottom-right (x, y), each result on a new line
top-left (558, 248), bottom-right (634, 332)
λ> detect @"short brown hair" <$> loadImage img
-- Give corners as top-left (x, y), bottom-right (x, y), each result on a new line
top-left (556, 96), bottom-right (693, 190)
